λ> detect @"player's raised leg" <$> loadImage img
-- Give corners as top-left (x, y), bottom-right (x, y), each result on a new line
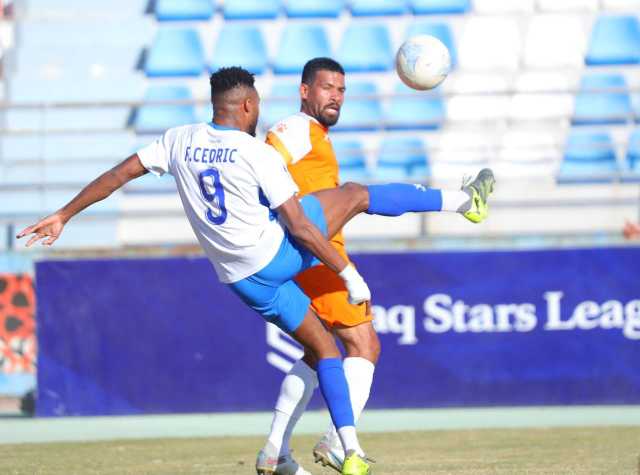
top-left (313, 168), bottom-right (496, 240)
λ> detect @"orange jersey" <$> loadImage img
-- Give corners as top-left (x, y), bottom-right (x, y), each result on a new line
top-left (266, 112), bottom-right (347, 257)
top-left (266, 112), bottom-right (370, 327)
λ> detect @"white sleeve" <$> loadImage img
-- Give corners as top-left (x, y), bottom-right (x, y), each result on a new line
top-left (136, 128), bottom-right (178, 176)
top-left (256, 145), bottom-right (299, 209)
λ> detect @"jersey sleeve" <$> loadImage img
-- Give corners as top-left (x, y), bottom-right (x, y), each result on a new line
top-left (266, 115), bottom-right (312, 165)
top-left (256, 145), bottom-right (300, 209)
top-left (136, 128), bottom-right (178, 176)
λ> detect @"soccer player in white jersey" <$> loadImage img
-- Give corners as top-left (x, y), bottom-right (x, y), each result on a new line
top-left (17, 67), bottom-right (495, 475)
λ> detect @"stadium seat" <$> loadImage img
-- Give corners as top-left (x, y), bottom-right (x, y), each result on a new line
top-left (0, 192), bottom-right (46, 216)
top-left (409, 0), bottom-right (470, 14)
top-left (374, 137), bottom-right (428, 181)
top-left (333, 82), bottom-right (382, 131)
top-left (273, 24), bottom-right (331, 74)
top-left (124, 171), bottom-right (177, 193)
top-left (145, 28), bottom-right (205, 77)
top-left (498, 130), bottom-right (561, 178)
top-left (43, 133), bottom-right (135, 162)
top-left (430, 131), bottom-right (492, 180)
top-left (537, 0), bottom-right (598, 11)
top-left (285, 0), bottom-right (344, 18)
top-left (445, 74), bottom-right (510, 122)
top-left (156, 0), bottom-right (213, 21)
top-left (211, 25), bottom-right (268, 75)
top-left (134, 86), bottom-right (197, 134)
top-left (337, 23), bottom-right (393, 72)
top-left (524, 15), bottom-right (587, 68)
top-left (350, 0), bottom-right (407, 16)
top-left (0, 136), bottom-right (44, 163)
top-left (601, 0), bottom-right (640, 9)
top-left (261, 82), bottom-right (300, 128)
top-left (473, 0), bottom-right (534, 13)
top-left (405, 22), bottom-right (457, 68)
top-left (510, 72), bottom-right (575, 121)
top-left (586, 15), bottom-right (640, 65)
top-left (332, 139), bottom-right (369, 182)
top-left (223, 0), bottom-right (281, 19)
top-left (625, 129), bottom-right (640, 177)
top-left (559, 131), bottom-right (619, 183)
top-left (573, 74), bottom-right (632, 125)
top-left (385, 82), bottom-right (445, 130)
top-left (457, 17), bottom-right (522, 71)
top-left (45, 162), bottom-right (113, 185)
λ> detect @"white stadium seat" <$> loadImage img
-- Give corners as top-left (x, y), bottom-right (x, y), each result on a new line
top-left (510, 72), bottom-right (577, 121)
top-left (523, 15), bottom-right (588, 69)
top-left (536, 0), bottom-right (598, 11)
top-left (473, 0), bottom-right (535, 13)
top-left (457, 17), bottom-right (523, 71)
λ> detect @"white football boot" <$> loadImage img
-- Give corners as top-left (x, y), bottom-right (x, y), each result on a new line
top-left (312, 435), bottom-right (345, 473)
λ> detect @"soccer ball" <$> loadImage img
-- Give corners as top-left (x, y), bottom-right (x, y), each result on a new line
top-left (395, 35), bottom-right (451, 91)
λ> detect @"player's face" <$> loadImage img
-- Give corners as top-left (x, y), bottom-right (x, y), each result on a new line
top-left (301, 70), bottom-right (345, 128)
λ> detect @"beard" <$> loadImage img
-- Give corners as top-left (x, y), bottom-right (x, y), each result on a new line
top-left (318, 107), bottom-right (340, 127)
top-left (248, 119), bottom-right (258, 137)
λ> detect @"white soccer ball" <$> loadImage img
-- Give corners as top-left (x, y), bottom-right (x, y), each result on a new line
top-left (395, 35), bottom-right (451, 91)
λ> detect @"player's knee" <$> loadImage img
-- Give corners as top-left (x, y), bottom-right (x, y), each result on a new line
top-left (341, 182), bottom-right (369, 212)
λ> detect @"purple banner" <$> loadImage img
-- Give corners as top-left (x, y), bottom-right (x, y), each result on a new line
top-left (35, 247), bottom-right (640, 416)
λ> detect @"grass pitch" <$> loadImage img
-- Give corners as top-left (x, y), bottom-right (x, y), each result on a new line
top-left (0, 426), bottom-right (638, 474)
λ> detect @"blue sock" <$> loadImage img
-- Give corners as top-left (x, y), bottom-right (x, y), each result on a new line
top-left (366, 183), bottom-right (442, 216)
top-left (316, 358), bottom-right (354, 429)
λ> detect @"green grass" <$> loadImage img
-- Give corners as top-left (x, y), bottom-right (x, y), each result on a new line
top-left (0, 426), bottom-right (638, 474)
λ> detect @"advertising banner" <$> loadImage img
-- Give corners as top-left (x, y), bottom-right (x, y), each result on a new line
top-left (35, 248), bottom-right (640, 416)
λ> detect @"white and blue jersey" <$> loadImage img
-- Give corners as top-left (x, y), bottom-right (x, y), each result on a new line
top-left (138, 122), bottom-right (329, 332)
top-left (137, 122), bottom-right (299, 284)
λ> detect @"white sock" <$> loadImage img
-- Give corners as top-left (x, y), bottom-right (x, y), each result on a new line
top-left (326, 357), bottom-right (375, 449)
top-left (337, 425), bottom-right (364, 457)
top-left (267, 359), bottom-right (318, 456)
top-left (441, 189), bottom-right (471, 212)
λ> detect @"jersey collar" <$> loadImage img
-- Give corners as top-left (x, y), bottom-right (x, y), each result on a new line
top-left (208, 121), bottom-right (240, 132)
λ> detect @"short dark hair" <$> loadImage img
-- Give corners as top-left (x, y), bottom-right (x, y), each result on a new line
top-left (209, 66), bottom-right (255, 101)
top-left (301, 57), bottom-right (344, 85)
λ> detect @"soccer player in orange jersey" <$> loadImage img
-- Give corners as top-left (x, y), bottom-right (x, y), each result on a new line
top-left (259, 58), bottom-right (379, 474)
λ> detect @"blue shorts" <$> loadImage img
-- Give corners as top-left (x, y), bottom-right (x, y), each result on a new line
top-left (228, 195), bottom-right (327, 333)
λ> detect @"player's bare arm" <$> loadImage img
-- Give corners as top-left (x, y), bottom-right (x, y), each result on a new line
top-left (16, 154), bottom-right (148, 247)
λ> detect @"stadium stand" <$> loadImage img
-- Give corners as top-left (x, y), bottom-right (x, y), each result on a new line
top-left (585, 15), bottom-right (640, 65)
top-left (284, 0), bottom-right (344, 18)
top-left (261, 82), bottom-right (300, 129)
top-left (385, 82), bottom-right (445, 130)
top-left (374, 137), bottom-right (429, 181)
top-left (406, 21), bottom-right (457, 67)
top-left (626, 129), bottom-right (640, 176)
top-left (210, 24), bottom-right (268, 75)
top-left (222, 0), bottom-right (281, 20)
top-left (333, 138), bottom-right (369, 182)
top-left (155, 0), bottom-right (213, 22)
top-left (273, 24), bottom-right (331, 74)
top-left (409, 0), bottom-right (470, 15)
top-left (350, 0), bottom-right (407, 17)
top-left (134, 85), bottom-right (197, 134)
top-left (337, 23), bottom-right (393, 72)
top-left (573, 74), bottom-right (633, 125)
top-left (145, 28), bottom-right (205, 77)
top-left (333, 81), bottom-right (382, 131)
top-left (559, 130), bottom-right (619, 183)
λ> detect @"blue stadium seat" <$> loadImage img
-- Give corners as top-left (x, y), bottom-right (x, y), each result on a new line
top-left (261, 82), bottom-right (300, 128)
top-left (350, 0), bottom-right (407, 16)
top-left (406, 22), bottom-right (457, 68)
top-left (573, 74), bottom-right (632, 125)
top-left (626, 129), bottom-right (640, 178)
top-left (285, 0), bottom-right (344, 18)
top-left (156, 0), bottom-right (213, 21)
top-left (43, 133), bottom-right (135, 162)
top-left (211, 25), bottom-right (268, 75)
top-left (0, 192), bottom-right (45, 216)
top-left (45, 162), bottom-right (111, 185)
top-left (333, 82), bottom-right (382, 131)
top-left (385, 82), bottom-right (445, 130)
top-left (374, 137), bottom-right (428, 181)
top-left (337, 23), bottom-right (393, 72)
top-left (223, 0), bottom-right (281, 19)
top-left (135, 86), bottom-right (197, 134)
top-left (145, 28), bottom-right (205, 77)
top-left (558, 131), bottom-right (619, 183)
top-left (410, 0), bottom-right (471, 14)
top-left (124, 170), bottom-right (177, 193)
top-left (274, 25), bottom-right (331, 74)
top-left (332, 139), bottom-right (369, 182)
top-left (586, 15), bottom-right (640, 65)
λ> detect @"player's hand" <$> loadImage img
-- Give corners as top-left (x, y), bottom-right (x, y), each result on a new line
top-left (623, 220), bottom-right (640, 240)
top-left (339, 264), bottom-right (372, 305)
top-left (16, 213), bottom-right (66, 247)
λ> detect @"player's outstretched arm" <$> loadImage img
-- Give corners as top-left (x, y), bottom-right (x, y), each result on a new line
top-left (16, 154), bottom-right (148, 247)
top-left (276, 196), bottom-right (371, 305)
